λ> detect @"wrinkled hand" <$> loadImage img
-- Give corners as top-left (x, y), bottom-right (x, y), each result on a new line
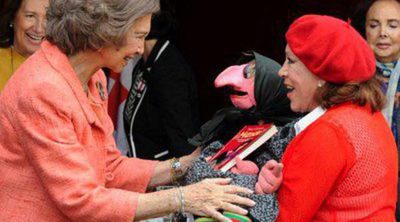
top-left (189, 146), bottom-right (202, 160)
top-left (184, 178), bottom-right (256, 222)
top-left (181, 147), bottom-right (202, 173)
top-left (255, 160), bottom-right (283, 194)
top-left (230, 157), bottom-right (259, 175)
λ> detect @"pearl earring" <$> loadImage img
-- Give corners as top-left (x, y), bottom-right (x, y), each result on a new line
top-left (318, 82), bottom-right (323, 88)
top-left (9, 23), bottom-right (13, 28)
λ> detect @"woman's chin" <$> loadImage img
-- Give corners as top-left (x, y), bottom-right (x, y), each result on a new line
top-left (290, 103), bottom-right (307, 113)
top-left (290, 103), bottom-right (299, 113)
top-left (109, 65), bottom-right (124, 73)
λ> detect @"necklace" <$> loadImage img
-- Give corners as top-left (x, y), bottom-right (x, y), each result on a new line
top-left (10, 46), bottom-right (15, 73)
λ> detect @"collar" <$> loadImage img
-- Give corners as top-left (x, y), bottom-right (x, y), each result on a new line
top-left (144, 39), bottom-right (169, 68)
top-left (294, 106), bottom-right (326, 135)
top-left (41, 40), bottom-right (104, 125)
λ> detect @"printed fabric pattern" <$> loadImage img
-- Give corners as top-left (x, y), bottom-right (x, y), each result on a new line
top-left (184, 141), bottom-right (279, 222)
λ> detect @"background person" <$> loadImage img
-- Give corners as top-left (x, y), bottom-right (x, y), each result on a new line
top-left (123, 8), bottom-right (200, 160)
top-left (0, 0), bottom-right (48, 92)
top-left (352, 0), bottom-right (400, 219)
top-left (0, 0), bottom-right (255, 221)
top-left (353, 0), bottom-right (400, 148)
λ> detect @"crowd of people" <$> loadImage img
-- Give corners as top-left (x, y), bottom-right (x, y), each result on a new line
top-left (0, 0), bottom-right (399, 221)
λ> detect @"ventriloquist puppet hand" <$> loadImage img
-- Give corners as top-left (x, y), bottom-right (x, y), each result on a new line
top-left (230, 157), bottom-right (259, 175)
top-left (255, 159), bottom-right (283, 194)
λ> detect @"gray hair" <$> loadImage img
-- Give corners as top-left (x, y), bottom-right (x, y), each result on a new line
top-left (46, 0), bottom-right (160, 55)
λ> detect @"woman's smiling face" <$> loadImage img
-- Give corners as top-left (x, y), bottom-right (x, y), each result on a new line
top-left (278, 45), bottom-right (322, 113)
top-left (100, 14), bottom-right (151, 73)
top-left (13, 0), bottom-right (49, 57)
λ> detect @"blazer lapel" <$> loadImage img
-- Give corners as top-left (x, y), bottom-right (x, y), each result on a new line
top-left (41, 41), bottom-right (97, 125)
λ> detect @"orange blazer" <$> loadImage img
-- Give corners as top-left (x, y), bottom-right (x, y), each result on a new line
top-left (0, 41), bottom-right (157, 221)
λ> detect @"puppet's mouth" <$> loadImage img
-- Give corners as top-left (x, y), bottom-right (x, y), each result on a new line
top-left (226, 86), bottom-right (248, 96)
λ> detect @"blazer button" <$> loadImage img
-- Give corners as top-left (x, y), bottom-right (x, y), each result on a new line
top-left (105, 172), bottom-right (114, 181)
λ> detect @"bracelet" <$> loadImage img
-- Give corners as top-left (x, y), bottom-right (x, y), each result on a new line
top-left (170, 158), bottom-right (177, 184)
top-left (177, 186), bottom-right (185, 214)
top-left (174, 187), bottom-right (181, 214)
top-left (170, 158), bottom-right (184, 184)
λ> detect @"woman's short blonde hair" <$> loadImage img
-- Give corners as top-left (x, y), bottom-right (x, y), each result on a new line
top-left (46, 0), bottom-right (159, 55)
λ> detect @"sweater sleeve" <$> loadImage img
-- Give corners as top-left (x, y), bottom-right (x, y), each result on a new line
top-left (15, 83), bottom-right (142, 222)
top-left (277, 119), bottom-right (355, 222)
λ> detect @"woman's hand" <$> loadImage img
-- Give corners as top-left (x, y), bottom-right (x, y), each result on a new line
top-left (148, 147), bottom-right (202, 188)
top-left (180, 146), bottom-right (202, 173)
top-left (184, 178), bottom-right (256, 221)
top-left (230, 157), bottom-right (259, 175)
top-left (189, 146), bottom-right (202, 159)
top-left (255, 159), bottom-right (283, 194)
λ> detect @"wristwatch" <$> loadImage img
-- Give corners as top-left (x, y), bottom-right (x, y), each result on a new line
top-left (171, 158), bottom-right (184, 183)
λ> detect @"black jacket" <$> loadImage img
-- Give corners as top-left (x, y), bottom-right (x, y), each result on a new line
top-left (124, 39), bottom-right (199, 160)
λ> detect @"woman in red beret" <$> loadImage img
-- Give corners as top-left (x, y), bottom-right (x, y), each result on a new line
top-left (267, 14), bottom-right (398, 221)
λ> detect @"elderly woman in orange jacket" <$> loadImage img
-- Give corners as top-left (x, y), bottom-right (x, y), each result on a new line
top-left (0, 0), bottom-right (256, 221)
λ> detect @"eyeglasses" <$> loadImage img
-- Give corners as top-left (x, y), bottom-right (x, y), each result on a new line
top-left (243, 62), bottom-right (256, 79)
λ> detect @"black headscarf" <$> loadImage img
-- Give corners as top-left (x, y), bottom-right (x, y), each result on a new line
top-left (189, 52), bottom-right (299, 147)
top-left (252, 52), bottom-right (298, 125)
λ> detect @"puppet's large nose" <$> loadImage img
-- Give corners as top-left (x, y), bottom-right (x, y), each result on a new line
top-left (214, 64), bottom-right (247, 88)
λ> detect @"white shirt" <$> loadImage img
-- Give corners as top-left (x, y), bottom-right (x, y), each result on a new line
top-left (294, 106), bottom-right (326, 135)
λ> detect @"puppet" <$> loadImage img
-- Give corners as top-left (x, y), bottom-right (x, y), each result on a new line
top-left (185, 52), bottom-right (300, 222)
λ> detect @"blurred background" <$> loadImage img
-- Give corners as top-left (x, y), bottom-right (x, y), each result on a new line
top-left (162, 0), bottom-right (363, 122)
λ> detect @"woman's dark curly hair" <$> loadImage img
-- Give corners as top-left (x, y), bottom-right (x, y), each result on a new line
top-left (0, 0), bottom-right (22, 48)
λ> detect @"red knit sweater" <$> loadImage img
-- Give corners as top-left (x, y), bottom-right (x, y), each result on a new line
top-left (277, 103), bottom-right (398, 221)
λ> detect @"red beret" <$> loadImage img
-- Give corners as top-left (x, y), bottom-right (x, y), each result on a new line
top-left (286, 15), bottom-right (376, 84)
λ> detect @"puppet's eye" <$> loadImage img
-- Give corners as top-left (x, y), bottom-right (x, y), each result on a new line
top-left (243, 63), bottom-right (255, 79)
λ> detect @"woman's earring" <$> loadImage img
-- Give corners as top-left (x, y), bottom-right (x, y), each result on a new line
top-left (9, 23), bottom-right (13, 28)
top-left (98, 48), bottom-right (104, 57)
top-left (317, 82), bottom-right (323, 88)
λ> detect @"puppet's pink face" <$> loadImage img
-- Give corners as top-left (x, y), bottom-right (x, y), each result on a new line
top-left (214, 64), bottom-right (256, 109)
